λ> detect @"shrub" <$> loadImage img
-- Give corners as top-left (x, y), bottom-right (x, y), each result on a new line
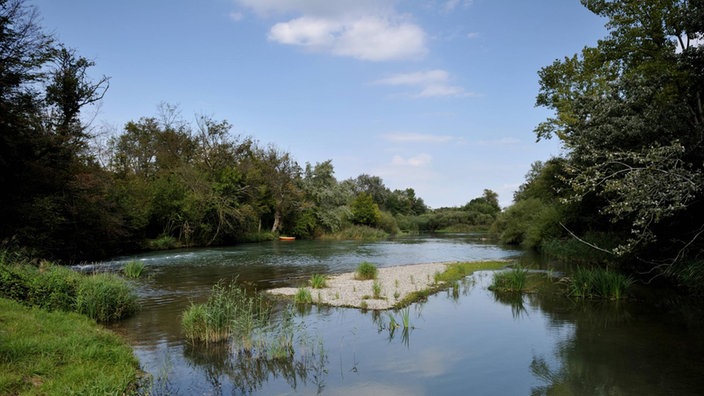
top-left (356, 261), bottom-right (378, 280)
top-left (76, 274), bottom-right (139, 322)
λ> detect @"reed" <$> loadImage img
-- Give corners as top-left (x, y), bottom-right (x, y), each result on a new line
top-left (489, 267), bottom-right (528, 293)
top-left (309, 274), bottom-right (327, 289)
top-left (567, 267), bottom-right (633, 300)
top-left (122, 260), bottom-right (145, 278)
top-left (355, 261), bottom-right (377, 280)
top-left (181, 280), bottom-right (271, 344)
top-left (294, 287), bottom-right (313, 304)
top-left (399, 307), bottom-right (411, 329)
top-left (372, 279), bottom-right (383, 299)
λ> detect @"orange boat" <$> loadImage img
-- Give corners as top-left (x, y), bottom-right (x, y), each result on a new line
top-left (279, 236), bottom-right (296, 241)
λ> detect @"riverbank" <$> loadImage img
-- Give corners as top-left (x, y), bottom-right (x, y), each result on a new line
top-left (0, 298), bottom-right (141, 394)
top-left (267, 261), bottom-right (509, 310)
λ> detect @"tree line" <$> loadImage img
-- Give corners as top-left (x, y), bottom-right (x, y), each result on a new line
top-left (492, 0), bottom-right (704, 292)
top-left (0, 0), bottom-right (500, 262)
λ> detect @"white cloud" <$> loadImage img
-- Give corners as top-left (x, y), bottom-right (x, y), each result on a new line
top-left (382, 132), bottom-right (454, 143)
top-left (442, 0), bottom-right (473, 12)
top-left (391, 153), bottom-right (432, 167)
top-left (234, 0), bottom-right (426, 61)
top-left (373, 69), bottom-right (475, 98)
top-left (269, 16), bottom-right (426, 61)
top-left (228, 12), bottom-right (244, 22)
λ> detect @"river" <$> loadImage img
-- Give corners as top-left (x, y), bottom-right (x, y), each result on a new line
top-left (89, 234), bottom-right (704, 395)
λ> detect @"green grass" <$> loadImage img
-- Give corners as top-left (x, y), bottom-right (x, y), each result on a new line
top-left (309, 274), bottom-right (327, 289)
top-left (75, 273), bottom-right (139, 322)
top-left (123, 260), bottom-right (146, 278)
top-left (0, 298), bottom-right (140, 395)
top-left (567, 267), bottom-right (633, 300)
top-left (372, 279), bottom-right (383, 299)
top-left (395, 261), bottom-right (508, 308)
top-left (489, 267), bottom-right (529, 293)
top-left (294, 287), bottom-right (313, 304)
top-left (0, 253), bottom-right (138, 323)
top-left (355, 261), bottom-right (378, 280)
top-left (181, 280), bottom-right (271, 345)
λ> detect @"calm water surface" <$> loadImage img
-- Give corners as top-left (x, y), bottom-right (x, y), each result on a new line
top-left (92, 235), bottom-right (704, 395)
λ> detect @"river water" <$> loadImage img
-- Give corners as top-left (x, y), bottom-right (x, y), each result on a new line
top-left (91, 234), bottom-right (704, 395)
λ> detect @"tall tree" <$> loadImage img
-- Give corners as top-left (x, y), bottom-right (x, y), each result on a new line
top-left (535, 0), bottom-right (704, 267)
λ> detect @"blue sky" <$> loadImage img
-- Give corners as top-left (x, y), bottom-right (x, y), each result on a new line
top-left (31, 0), bottom-right (606, 208)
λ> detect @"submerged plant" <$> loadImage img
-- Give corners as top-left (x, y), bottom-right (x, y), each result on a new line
top-left (355, 261), bottom-right (377, 280)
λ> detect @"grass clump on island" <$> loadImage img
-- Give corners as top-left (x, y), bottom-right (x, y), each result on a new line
top-left (355, 261), bottom-right (378, 280)
top-left (309, 274), bottom-right (327, 289)
top-left (123, 260), bottom-right (146, 278)
top-left (0, 298), bottom-right (141, 395)
top-left (396, 261), bottom-right (508, 307)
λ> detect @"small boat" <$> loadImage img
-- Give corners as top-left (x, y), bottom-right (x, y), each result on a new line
top-left (279, 236), bottom-right (296, 241)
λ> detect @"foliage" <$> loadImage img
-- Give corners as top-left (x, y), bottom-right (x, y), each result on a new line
top-left (123, 260), bottom-right (146, 278)
top-left (491, 198), bottom-right (562, 249)
top-left (293, 287), bottom-right (313, 304)
top-left (0, 298), bottom-right (140, 395)
top-left (532, 0), bottom-right (704, 275)
top-left (351, 192), bottom-right (382, 227)
top-left (372, 279), bottom-right (383, 299)
top-left (355, 261), bottom-right (378, 280)
top-left (0, 252), bottom-right (138, 322)
top-left (566, 267), bottom-right (633, 300)
top-left (309, 274), bottom-right (327, 289)
top-left (75, 273), bottom-right (139, 322)
top-left (182, 279), bottom-right (271, 344)
top-left (489, 267), bottom-right (529, 293)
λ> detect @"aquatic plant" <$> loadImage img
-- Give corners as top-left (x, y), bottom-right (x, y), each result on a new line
top-left (294, 287), bottom-right (313, 304)
top-left (122, 260), bottom-right (145, 278)
top-left (567, 267), bottom-right (633, 300)
top-left (489, 267), bottom-right (528, 293)
top-left (355, 261), bottom-right (377, 280)
top-left (181, 280), bottom-right (271, 344)
top-left (309, 274), bottom-right (327, 289)
top-left (399, 307), bottom-right (411, 329)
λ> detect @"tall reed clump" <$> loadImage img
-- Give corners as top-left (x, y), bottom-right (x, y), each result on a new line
top-left (182, 280), bottom-right (271, 345)
top-left (355, 261), bottom-right (378, 280)
top-left (489, 267), bottom-right (528, 293)
top-left (75, 273), bottom-right (139, 322)
top-left (294, 287), bottom-right (313, 304)
top-left (123, 260), bottom-right (146, 278)
top-left (567, 267), bottom-right (633, 300)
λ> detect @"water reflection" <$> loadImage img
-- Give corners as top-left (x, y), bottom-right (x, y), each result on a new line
top-left (92, 235), bottom-right (704, 395)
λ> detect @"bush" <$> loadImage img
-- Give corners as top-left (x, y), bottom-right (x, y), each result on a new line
top-left (76, 274), bottom-right (139, 322)
top-left (355, 261), bottom-right (378, 280)
top-left (491, 198), bottom-right (562, 249)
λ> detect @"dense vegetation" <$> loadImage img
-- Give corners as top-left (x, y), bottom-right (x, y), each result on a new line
top-left (0, 0), bottom-right (500, 262)
top-left (492, 0), bottom-right (704, 293)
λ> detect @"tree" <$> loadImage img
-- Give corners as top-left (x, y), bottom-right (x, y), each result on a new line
top-left (535, 0), bottom-right (704, 268)
top-left (351, 192), bottom-right (381, 227)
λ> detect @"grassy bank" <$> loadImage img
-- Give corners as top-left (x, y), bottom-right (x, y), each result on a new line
top-left (0, 298), bottom-right (141, 395)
